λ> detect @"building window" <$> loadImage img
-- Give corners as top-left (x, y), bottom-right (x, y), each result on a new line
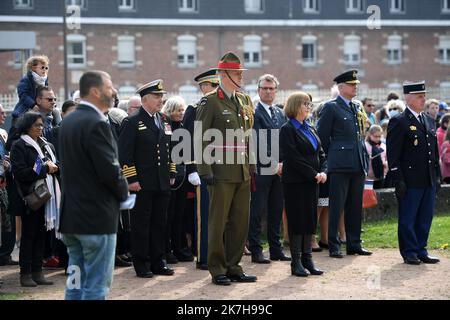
top-left (301, 35), bottom-right (317, 66)
top-left (346, 0), bottom-right (363, 13)
top-left (117, 36), bottom-right (135, 68)
top-left (177, 35), bottom-right (197, 68)
top-left (304, 0), bottom-right (320, 13)
top-left (179, 0), bottom-right (199, 13)
top-left (387, 35), bottom-right (402, 64)
top-left (66, 0), bottom-right (86, 9)
top-left (118, 86), bottom-right (136, 98)
top-left (301, 84), bottom-right (319, 93)
top-left (343, 35), bottom-right (361, 65)
top-left (245, 0), bottom-right (264, 13)
top-left (14, 0), bottom-right (33, 9)
top-left (243, 35), bottom-right (262, 68)
top-left (13, 50), bottom-right (32, 69)
top-left (390, 0), bottom-right (405, 14)
top-left (118, 0), bottom-right (134, 11)
top-left (67, 34), bottom-right (86, 68)
top-left (440, 81), bottom-right (450, 89)
top-left (439, 35), bottom-right (450, 64)
top-left (443, 0), bottom-right (450, 13)
top-left (388, 83), bottom-right (402, 90)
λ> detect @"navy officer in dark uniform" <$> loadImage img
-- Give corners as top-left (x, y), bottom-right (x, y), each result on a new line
top-left (183, 68), bottom-right (219, 270)
top-left (118, 79), bottom-right (176, 277)
top-left (387, 81), bottom-right (441, 265)
top-left (317, 70), bottom-right (371, 258)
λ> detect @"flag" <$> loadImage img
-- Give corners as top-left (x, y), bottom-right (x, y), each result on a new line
top-left (33, 155), bottom-right (43, 175)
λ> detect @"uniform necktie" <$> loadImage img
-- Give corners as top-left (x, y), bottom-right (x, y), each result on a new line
top-left (418, 114), bottom-right (425, 126)
top-left (269, 106), bottom-right (278, 127)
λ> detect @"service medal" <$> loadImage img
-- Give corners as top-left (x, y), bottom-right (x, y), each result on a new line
top-left (414, 139), bottom-right (418, 146)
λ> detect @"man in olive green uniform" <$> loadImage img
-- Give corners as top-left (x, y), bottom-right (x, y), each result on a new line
top-left (195, 52), bottom-right (256, 286)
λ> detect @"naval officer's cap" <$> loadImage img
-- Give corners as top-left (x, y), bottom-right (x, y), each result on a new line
top-left (136, 79), bottom-right (167, 97)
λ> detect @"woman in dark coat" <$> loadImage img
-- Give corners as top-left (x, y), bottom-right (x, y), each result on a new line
top-left (10, 112), bottom-right (60, 287)
top-left (280, 91), bottom-right (327, 277)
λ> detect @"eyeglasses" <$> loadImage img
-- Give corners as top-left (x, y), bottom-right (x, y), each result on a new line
top-left (389, 108), bottom-right (398, 111)
top-left (44, 97), bottom-right (57, 102)
top-left (259, 87), bottom-right (277, 92)
top-left (41, 66), bottom-right (49, 70)
top-left (303, 102), bottom-right (313, 108)
top-left (33, 123), bottom-right (44, 129)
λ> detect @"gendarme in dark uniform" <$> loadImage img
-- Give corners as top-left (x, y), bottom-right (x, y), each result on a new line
top-left (118, 79), bottom-right (176, 278)
top-left (387, 81), bottom-right (441, 265)
top-left (316, 70), bottom-right (371, 258)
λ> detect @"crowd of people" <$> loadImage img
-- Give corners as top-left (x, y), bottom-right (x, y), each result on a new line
top-left (0, 52), bottom-right (448, 298)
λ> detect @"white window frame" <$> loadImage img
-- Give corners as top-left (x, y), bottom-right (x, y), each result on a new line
top-left (243, 35), bottom-right (262, 68)
top-left (67, 34), bottom-right (86, 69)
top-left (117, 35), bottom-right (135, 68)
top-left (118, 86), bottom-right (137, 98)
top-left (387, 34), bottom-right (402, 65)
top-left (179, 0), bottom-right (199, 13)
top-left (177, 35), bottom-right (197, 68)
top-left (346, 0), bottom-right (363, 13)
top-left (118, 0), bottom-right (135, 11)
top-left (439, 35), bottom-right (450, 64)
top-left (390, 0), bottom-right (405, 14)
top-left (14, 0), bottom-right (33, 9)
top-left (343, 35), bottom-right (361, 65)
top-left (443, 0), bottom-right (450, 13)
top-left (301, 35), bottom-right (317, 66)
top-left (245, 0), bottom-right (264, 13)
top-left (304, 0), bottom-right (320, 14)
top-left (66, 0), bottom-right (86, 10)
top-left (301, 84), bottom-right (319, 93)
top-left (387, 83), bottom-right (402, 90)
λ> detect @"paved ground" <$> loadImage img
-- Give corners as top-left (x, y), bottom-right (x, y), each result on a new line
top-left (0, 248), bottom-right (449, 300)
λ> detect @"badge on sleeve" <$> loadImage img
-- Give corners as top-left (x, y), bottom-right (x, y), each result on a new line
top-left (410, 126), bottom-right (417, 131)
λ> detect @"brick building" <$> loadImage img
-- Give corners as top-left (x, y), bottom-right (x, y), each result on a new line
top-left (0, 0), bottom-right (450, 105)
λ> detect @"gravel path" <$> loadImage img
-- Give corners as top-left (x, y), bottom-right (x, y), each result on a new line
top-left (0, 249), bottom-right (448, 300)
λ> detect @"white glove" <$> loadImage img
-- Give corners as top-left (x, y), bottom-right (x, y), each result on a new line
top-left (188, 172), bottom-right (201, 186)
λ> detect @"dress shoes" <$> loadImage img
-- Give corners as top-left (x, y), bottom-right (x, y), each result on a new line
top-left (329, 251), bottom-right (343, 258)
top-left (318, 241), bottom-right (329, 249)
top-left (136, 271), bottom-right (154, 278)
top-left (312, 246), bottom-right (323, 253)
top-left (115, 255), bottom-right (132, 267)
top-left (251, 253), bottom-right (270, 264)
top-left (165, 252), bottom-right (178, 264)
top-left (196, 262), bottom-right (208, 270)
top-left (418, 255), bottom-right (440, 264)
top-left (270, 252), bottom-right (291, 261)
top-left (152, 266), bottom-right (175, 276)
top-left (212, 275), bottom-right (231, 286)
top-left (347, 248), bottom-right (372, 256)
top-left (227, 273), bottom-right (257, 283)
top-left (0, 256), bottom-right (19, 266)
top-left (403, 257), bottom-right (421, 265)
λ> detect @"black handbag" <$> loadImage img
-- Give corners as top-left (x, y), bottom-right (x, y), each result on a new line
top-left (18, 179), bottom-right (52, 211)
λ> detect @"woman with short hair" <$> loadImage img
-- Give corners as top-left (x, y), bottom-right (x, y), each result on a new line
top-left (280, 92), bottom-right (327, 277)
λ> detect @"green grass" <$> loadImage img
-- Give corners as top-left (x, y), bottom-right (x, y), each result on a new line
top-left (0, 293), bottom-right (20, 300)
top-left (362, 214), bottom-right (450, 250)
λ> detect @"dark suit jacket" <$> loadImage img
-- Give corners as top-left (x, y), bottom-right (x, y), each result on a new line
top-left (387, 108), bottom-right (440, 188)
top-left (280, 120), bottom-right (327, 183)
top-left (316, 96), bottom-right (368, 173)
top-left (58, 104), bottom-right (128, 234)
top-left (253, 103), bottom-right (286, 175)
top-left (118, 107), bottom-right (174, 191)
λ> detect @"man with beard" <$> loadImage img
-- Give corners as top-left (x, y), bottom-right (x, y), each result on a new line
top-left (59, 70), bottom-right (128, 300)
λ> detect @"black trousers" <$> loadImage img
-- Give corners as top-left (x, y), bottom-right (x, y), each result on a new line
top-left (166, 182), bottom-right (188, 256)
top-left (130, 189), bottom-right (170, 273)
top-left (116, 210), bottom-right (131, 255)
top-left (248, 174), bottom-right (283, 255)
top-left (19, 208), bottom-right (45, 274)
top-left (328, 172), bottom-right (365, 253)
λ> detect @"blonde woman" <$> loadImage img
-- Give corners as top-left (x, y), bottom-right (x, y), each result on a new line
top-left (12, 55), bottom-right (50, 121)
